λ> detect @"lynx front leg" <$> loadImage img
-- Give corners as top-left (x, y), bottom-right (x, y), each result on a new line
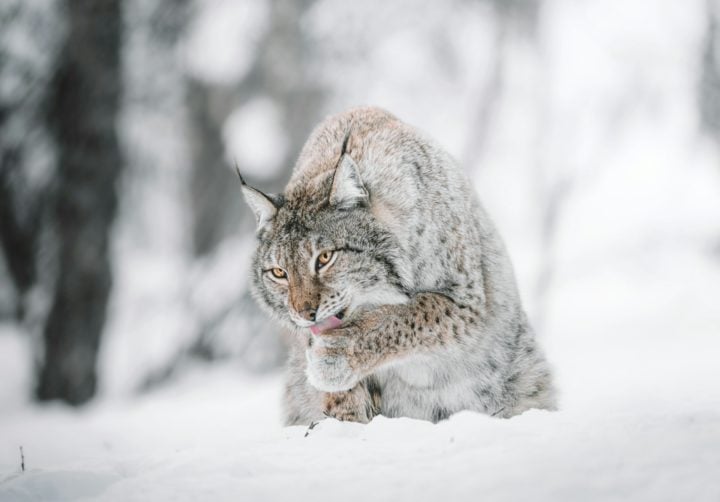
top-left (322, 378), bottom-right (381, 424)
top-left (306, 292), bottom-right (483, 390)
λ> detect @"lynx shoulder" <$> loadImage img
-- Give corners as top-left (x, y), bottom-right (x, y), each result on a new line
top-left (240, 106), bottom-right (556, 424)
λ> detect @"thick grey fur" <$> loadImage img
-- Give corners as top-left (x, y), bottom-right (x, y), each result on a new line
top-left (240, 107), bottom-right (556, 425)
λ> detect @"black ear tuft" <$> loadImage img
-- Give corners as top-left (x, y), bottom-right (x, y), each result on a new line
top-left (329, 127), bottom-right (368, 209)
top-left (234, 161), bottom-right (247, 186)
top-left (235, 165), bottom-right (278, 230)
top-left (329, 154), bottom-right (368, 209)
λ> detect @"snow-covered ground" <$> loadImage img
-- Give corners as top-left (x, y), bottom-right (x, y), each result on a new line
top-left (1, 322), bottom-right (719, 501)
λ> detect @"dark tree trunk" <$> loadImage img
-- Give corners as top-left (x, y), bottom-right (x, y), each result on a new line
top-left (0, 2), bottom-right (59, 319)
top-left (700, 0), bottom-right (720, 137)
top-left (0, 156), bottom-right (40, 304)
top-left (187, 78), bottom-right (235, 256)
top-left (37, 0), bottom-right (122, 405)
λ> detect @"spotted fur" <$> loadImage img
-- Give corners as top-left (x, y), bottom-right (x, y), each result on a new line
top-left (241, 107), bottom-right (556, 425)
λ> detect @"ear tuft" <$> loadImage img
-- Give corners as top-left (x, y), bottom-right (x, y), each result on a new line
top-left (240, 183), bottom-right (278, 231)
top-left (329, 155), bottom-right (368, 209)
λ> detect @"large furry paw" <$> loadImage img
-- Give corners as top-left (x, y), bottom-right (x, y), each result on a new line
top-left (305, 311), bottom-right (386, 392)
top-left (323, 385), bottom-right (378, 424)
top-left (305, 334), bottom-right (360, 392)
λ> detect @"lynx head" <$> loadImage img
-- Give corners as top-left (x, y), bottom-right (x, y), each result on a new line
top-left (238, 142), bottom-right (409, 332)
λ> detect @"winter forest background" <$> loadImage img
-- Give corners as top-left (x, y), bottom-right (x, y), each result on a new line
top-left (2, 0), bottom-right (719, 405)
top-left (1, 0), bottom-right (720, 499)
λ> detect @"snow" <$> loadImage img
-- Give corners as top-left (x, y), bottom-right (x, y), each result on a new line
top-left (1, 325), bottom-right (719, 501)
top-left (0, 326), bottom-right (33, 411)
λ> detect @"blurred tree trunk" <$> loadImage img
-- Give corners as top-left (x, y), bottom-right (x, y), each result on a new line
top-left (700, 0), bottom-right (720, 138)
top-left (189, 0), bottom-right (326, 256)
top-left (187, 78), bottom-right (231, 255)
top-left (462, 0), bottom-right (540, 167)
top-left (0, 1), bottom-right (59, 320)
top-left (37, 0), bottom-right (122, 405)
top-left (0, 155), bottom-right (40, 316)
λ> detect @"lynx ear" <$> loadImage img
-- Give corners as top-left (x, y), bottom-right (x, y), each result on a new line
top-left (329, 154), bottom-right (368, 209)
top-left (235, 165), bottom-right (278, 230)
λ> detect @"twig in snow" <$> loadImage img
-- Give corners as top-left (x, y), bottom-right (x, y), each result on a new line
top-left (304, 421), bottom-right (319, 438)
top-left (19, 446), bottom-right (24, 472)
top-left (491, 407), bottom-right (506, 417)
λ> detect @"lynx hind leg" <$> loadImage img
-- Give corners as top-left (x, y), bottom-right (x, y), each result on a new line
top-left (501, 320), bottom-right (558, 417)
top-left (323, 378), bottom-right (382, 424)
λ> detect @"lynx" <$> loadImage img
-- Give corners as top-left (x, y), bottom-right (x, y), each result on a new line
top-left (239, 107), bottom-right (556, 424)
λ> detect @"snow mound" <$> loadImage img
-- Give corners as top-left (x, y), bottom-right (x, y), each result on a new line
top-left (1, 338), bottom-right (719, 501)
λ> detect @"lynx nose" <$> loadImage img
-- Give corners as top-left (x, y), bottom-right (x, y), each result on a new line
top-left (298, 308), bottom-right (317, 322)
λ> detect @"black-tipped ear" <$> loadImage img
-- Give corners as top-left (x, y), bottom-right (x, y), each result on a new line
top-left (241, 185), bottom-right (278, 230)
top-left (329, 154), bottom-right (368, 209)
top-left (235, 164), bottom-right (278, 230)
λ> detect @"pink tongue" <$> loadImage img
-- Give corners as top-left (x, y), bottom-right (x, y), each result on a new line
top-left (309, 315), bottom-right (343, 335)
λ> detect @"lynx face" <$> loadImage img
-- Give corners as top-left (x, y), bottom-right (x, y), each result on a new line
top-left (250, 200), bottom-right (408, 330)
top-left (241, 152), bottom-right (410, 332)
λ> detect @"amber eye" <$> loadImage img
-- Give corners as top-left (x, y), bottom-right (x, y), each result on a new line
top-left (270, 267), bottom-right (287, 279)
top-left (316, 250), bottom-right (334, 270)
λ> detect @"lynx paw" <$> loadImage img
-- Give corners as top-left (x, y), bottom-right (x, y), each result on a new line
top-left (305, 337), bottom-right (360, 392)
top-left (323, 389), bottom-right (375, 424)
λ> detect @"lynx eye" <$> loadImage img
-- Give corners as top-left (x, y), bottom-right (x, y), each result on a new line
top-left (270, 267), bottom-right (287, 279)
top-left (316, 250), bottom-right (335, 271)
